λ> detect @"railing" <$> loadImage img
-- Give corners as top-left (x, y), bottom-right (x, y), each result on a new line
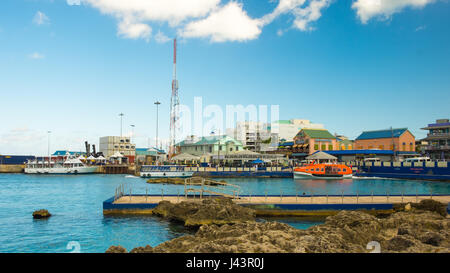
top-left (184, 177), bottom-right (241, 199)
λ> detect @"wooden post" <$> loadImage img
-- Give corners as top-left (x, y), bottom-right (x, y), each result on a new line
top-left (161, 189), bottom-right (164, 201)
top-left (371, 191), bottom-right (374, 203)
top-left (430, 189), bottom-right (433, 200)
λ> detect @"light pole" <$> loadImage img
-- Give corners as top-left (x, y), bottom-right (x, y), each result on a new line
top-left (154, 101), bottom-right (161, 149)
top-left (119, 113), bottom-right (124, 137)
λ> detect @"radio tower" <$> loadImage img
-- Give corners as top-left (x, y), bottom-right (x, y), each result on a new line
top-left (169, 38), bottom-right (179, 157)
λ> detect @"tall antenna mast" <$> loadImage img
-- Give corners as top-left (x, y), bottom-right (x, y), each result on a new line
top-left (169, 38), bottom-right (180, 157)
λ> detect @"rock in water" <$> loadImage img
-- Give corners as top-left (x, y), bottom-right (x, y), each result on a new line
top-left (32, 209), bottom-right (51, 219)
top-left (105, 245), bottom-right (127, 253)
top-left (152, 198), bottom-right (256, 227)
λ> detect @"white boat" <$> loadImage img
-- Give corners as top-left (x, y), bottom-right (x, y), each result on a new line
top-left (140, 165), bottom-right (194, 178)
top-left (24, 157), bottom-right (98, 174)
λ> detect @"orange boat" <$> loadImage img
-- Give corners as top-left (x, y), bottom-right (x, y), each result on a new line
top-left (293, 163), bottom-right (353, 179)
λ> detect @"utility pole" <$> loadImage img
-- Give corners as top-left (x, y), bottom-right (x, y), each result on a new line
top-left (155, 101), bottom-right (161, 149)
top-left (119, 113), bottom-right (124, 137)
top-left (169, 38), bottom-right (180, 157)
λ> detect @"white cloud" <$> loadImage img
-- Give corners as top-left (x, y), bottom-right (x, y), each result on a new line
top-left (415, 25), bottom-right (427, 31)
top-left (29, 52), bottom-right (45, 59)
top-left (67, 0), bottom-right (81, 5)
top-left (181, 2), bottom-right (262, 42)
top-left (292, 0), bottom-right (331, 31)
top-left (117, 19), bottom-right (151, 41)
top-left (33, 11), bottom-right (50, 25)
top-left (155, 30), bottom-right (171, 43)
top-left (83, 0), bottom-right (220, 25)
top-left (261, 0), bottom-right (331, 32)
top-left (66, 0), bottom-right (444, 43)
top-left (352, 0), bottom-right (436, 24)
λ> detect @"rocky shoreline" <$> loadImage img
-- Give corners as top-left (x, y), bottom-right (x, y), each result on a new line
top-left (152, 198), bottom-right (255, 227)
top-left (106, 199), bottom-right (449, 253)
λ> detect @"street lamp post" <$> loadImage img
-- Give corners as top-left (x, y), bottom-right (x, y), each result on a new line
top-left (119, 113), bottom-right (124, 137)
top-left (154, 101), bottom-right (161, 149)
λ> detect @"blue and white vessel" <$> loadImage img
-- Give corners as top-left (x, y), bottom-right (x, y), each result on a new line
top-left (140, 165), bottom-right (194, 178)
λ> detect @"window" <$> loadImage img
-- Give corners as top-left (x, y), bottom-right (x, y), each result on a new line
top-left (379, 145), bottom-right (384, 150)
top-left (410, 143), bottom-right (413, 151)
top-left (328, 145), bottom-right (333, 150)
top-left (315, 168), bottom-right (320, 171)
top-left (230, 148), bottom-right (233, 152)
top-left (314, 144), bottom-right (319, 150)
top-left (321, 144), bottom-right (326, 150)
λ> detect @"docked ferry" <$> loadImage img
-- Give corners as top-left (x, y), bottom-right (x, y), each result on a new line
top-left (140, 165), bottom-right (194, 178)
top-left (24, 157), bottom-right (98, 174)
top-left (294, 163), bottom-right (353, 179)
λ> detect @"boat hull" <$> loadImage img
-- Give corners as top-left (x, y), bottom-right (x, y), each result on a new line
top-left (24, 166), bottom-right (98, 174)
top-left (294, 171), bottom-right (352, 180)
top-left (140, 171), bottom-right (194, 178)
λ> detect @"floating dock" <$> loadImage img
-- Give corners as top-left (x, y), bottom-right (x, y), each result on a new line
top-left (103, 194), bottom-right (450, 216)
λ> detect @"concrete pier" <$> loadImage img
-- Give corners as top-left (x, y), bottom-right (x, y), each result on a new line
top-left (103, 194), bottom-right (450, 216)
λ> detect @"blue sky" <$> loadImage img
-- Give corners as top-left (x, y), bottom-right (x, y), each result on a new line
top-left (0, 0), bottom-right (449, 155)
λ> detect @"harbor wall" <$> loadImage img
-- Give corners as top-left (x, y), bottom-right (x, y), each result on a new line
top-left (0, 164), bottom-right (24, 173)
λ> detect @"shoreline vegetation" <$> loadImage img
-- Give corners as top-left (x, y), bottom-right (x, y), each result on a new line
top-left (106, 199), bottom-right (449, 253)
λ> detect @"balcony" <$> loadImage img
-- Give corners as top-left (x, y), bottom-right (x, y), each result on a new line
top-left (427, 132), bottom-right (450, 138)
top-left (425, 145), bottom-right (450, 151)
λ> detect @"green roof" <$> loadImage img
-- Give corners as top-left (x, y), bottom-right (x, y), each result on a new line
top-left (299, 129), bottom-right (335, 139)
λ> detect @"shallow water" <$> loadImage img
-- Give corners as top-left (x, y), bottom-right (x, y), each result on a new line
top-left (0, 174), bottom-right (448, 253)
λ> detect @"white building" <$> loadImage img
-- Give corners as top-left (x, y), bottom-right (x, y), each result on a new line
top-left (271, 119), bottom-right (324, 142)
top-left (99, 136), bottom-right (136, 158)
top-left (226, 121), bottom-right (277, 152)
top-left (226, 119), bottom-right (324, 151)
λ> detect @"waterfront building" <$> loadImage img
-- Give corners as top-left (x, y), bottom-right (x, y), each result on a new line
top-left (292, 128), bottom-right (338, 158)
top-left (272, 119), bottom-right (324, 142)
top-left (135, 147), bottom-right (166, 165)
top-left (176, 135), bottom-right (243, 157)
top-left (99, 136), bottom-right (136, 163)
top-left (421, 119), bottom-right (450, 161)
top-left (226, 121), bottom-right (276, 152)
top-left (354, 128), bottom-right (416, 153)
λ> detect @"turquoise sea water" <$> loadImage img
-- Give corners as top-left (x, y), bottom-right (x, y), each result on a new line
top-left (0, 174), bottom-right (449, 253)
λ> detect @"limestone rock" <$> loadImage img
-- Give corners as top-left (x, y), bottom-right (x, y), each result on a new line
top-left (105, 245), bottom-right (127, 253)
top-left (152, 198), bottom-right (255, 227)
top-left (147, 209), bottom-right (449, 253)
top-left (32, 209), bottom-right (52, 219)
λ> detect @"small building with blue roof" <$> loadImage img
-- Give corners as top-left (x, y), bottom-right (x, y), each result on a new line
top-left (354, 128), bottom-right (416, 153)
